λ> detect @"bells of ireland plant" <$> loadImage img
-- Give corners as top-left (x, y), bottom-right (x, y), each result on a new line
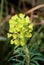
top-left (7, 13), bottom-right (33, 46)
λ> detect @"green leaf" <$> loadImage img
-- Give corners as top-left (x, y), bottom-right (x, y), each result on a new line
top-left (12, 63), bottom-right (21, 65)
top-left (30, 63), bottom-right (36, 65)
top-left (30, 53), bottom-right (42, 59)
top-left (31, 60), bottom-right (40, 65)
top-left (32, 57), bottom-right (44, 61)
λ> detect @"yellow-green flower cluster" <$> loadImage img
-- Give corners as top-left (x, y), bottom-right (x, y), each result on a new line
top-left (7, 13), bottom-right (33, 46)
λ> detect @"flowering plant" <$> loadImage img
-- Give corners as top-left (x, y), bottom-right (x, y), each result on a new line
top-left (7, 13), bottom-right (33, 46)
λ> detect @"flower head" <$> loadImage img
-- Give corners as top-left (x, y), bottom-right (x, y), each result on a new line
top-left (7, 13), bottom-right (33, 46)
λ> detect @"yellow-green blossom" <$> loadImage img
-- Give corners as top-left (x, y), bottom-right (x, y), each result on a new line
top-left (7, 33), bottom-right (12, 38)
top-left (7, 13), bottom-right (33, 46)
top-left (25, 16), bottom-right (30, 23)
top-left (20, 39), bottom-right (25, 46)
top-left (19, 13), bottom-right (25, 19)
top-left (25, 33), bottom-right (32, 38)
top-left (12, 15), bottom-right (18, 20)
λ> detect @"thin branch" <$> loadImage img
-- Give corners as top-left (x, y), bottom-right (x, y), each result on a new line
top-left (25, 4), bottom-right (44, 14)
top-left (1, 4), bottom-right (44, 26)
top-left (1, 15), bottom-right (11, 26)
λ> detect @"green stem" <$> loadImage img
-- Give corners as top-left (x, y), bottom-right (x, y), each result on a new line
top-left (24, 45), bottom-right (30, 65)
top-left (0, 0), bottom-right (4, 22)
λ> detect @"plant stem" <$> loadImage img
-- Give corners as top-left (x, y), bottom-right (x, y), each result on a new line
top-left (24, 45), bottom-right (30, 65)
top-left (0, 0), bottom-right (4, 22)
